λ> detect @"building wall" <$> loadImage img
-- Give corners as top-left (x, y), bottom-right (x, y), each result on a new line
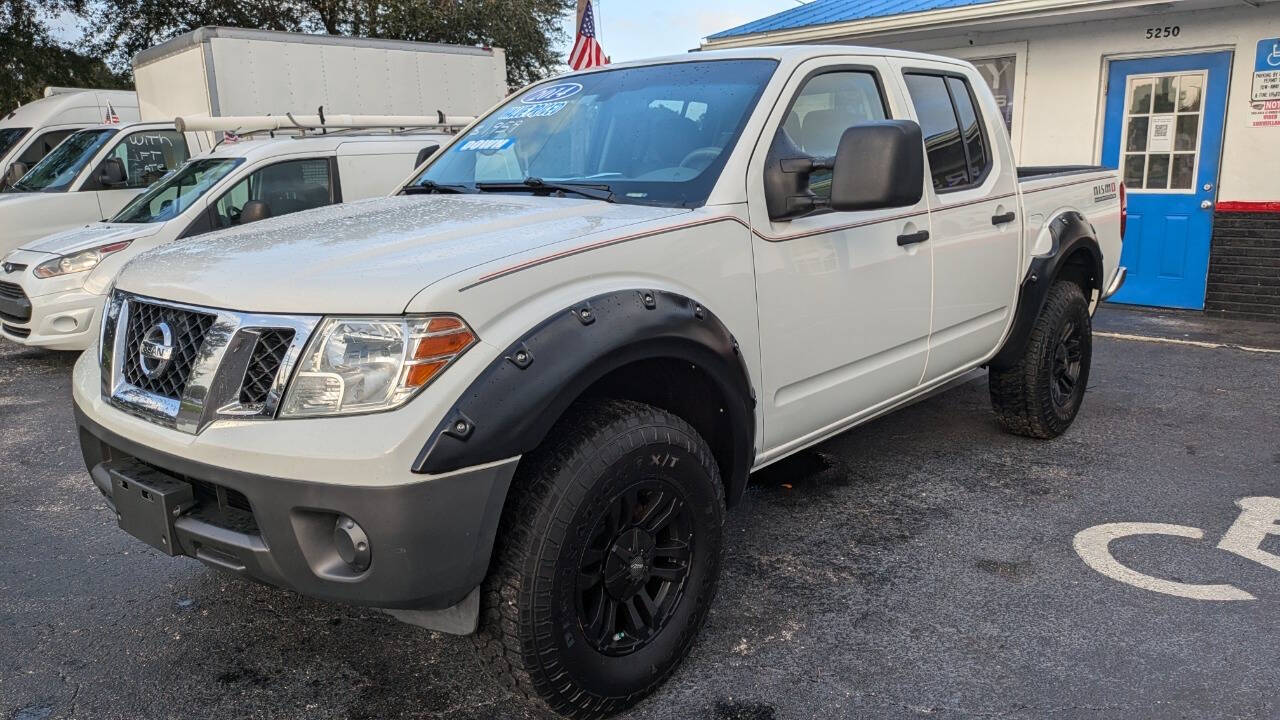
top-left (852, 4), bottom-right (1278, 204)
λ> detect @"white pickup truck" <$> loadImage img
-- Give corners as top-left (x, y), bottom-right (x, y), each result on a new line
top-left (0, 130), bottom-right (449, 350)
top-left (70, 47), bottom-right (1124, 719)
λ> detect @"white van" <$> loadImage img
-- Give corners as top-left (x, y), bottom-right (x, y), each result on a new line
top-left (0, 131), bottom-right (447, 350)
top-left (0, 88), bottom-right (140, 190)
top-left (0, 122), bottom-right (210, 256)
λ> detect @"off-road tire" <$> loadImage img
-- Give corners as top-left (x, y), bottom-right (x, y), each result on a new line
top-left (471, 398), bottom-right (725, 719)
top-left (989, 280), bottom-right (1093, 439)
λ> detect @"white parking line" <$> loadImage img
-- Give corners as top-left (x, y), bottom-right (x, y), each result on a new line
top-left (1095, 331), bottom-right (1280, 354)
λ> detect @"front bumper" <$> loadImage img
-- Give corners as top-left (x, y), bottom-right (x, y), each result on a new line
top-left (76, 404), bottom-right (517, 611)
top-left (0, 285), bottom-right (101, 351)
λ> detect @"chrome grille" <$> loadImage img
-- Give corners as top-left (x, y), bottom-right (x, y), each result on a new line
top-left (239, 329), bottom-right (295, 406)
top-left (121, 301), bottom-right (216, 401)
top-left (101, 291), bottom-right (318, 434)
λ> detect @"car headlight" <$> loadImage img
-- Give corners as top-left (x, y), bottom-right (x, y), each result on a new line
top-left (280, 315), bottom-right (477, 418)
top-left (33, 240), bottom-right (132, 279)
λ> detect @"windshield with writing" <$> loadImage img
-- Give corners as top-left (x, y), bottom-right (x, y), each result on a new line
top-left (410, 59), bottom-right (778, 208)
top-left (0, 127), bottom-right (30, 160)
top-left (113, 158), bottom-right (243, 224)
top-left (7, 128), bottom-right (116, 193)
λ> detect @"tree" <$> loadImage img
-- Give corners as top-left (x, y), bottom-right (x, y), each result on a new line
top-left (0, 0), bottom-right (129, 113)
top-left (80, 0), bottom-right (572, 90)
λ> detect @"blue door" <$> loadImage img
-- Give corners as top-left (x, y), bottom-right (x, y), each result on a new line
top-left (1101, 52), bottom-right (1231, 309)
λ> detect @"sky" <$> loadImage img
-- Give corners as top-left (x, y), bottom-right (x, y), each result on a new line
top-left (557, 1), bottom-right (804, 62)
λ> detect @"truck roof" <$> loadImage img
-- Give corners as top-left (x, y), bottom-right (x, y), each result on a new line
top-left (133, 25), bottom-right (500, 69)
top-left (563, 44), bottom-right (973, 76)
top-left (1, 89), bottom-right (138, 128)
top-left (197, 132), bottom-right (452, 161)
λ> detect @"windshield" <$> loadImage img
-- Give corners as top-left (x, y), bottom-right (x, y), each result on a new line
top-left (113, 157), bottom-right (243, 223)
top-left (410, 59), bottom-right (778, 208)
top-left (0, 127), bottom-right (30, 160)
top-left (8, 128), bottom-right (116, 193)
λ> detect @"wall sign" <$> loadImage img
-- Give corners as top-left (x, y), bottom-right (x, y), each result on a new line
top-left (1250, 99), bottom-right (1280, 128)
top-left (1253, 38), bottom-right (1280, 102)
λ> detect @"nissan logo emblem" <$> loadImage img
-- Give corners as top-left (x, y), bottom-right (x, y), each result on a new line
top-left (138, 322), bottom-right (175, 379)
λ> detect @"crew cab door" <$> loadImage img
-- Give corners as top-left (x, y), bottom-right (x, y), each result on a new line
top-left (891, 60), bottom-right (1021, 381)
top-left (747, 58), bottom-right (933, 453)
top-left (80, 127), bottom-right (190, 219)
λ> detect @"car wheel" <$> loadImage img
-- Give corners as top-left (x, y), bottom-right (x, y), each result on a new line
top-left (989, 280), bottom-right (1093, 439)
top-left (472, 398), bottom-right (724, 719)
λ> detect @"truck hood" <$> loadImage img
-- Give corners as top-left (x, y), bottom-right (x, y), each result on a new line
top-left (116, 195), bottom-right (688, 314)
top-left (19, 222), bottom-right (162, 256)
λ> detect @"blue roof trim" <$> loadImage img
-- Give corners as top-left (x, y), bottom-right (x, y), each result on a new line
top-left (709, 0), bottom-right (1004, 40)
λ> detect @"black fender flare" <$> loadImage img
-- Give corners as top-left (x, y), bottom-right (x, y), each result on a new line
top-left (989, 211), bottom-right (1104, 371)
top-left (413, 289), bottom-right (757, 503)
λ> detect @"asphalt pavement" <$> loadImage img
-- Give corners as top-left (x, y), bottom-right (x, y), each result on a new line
top-left (2, 306), bottom-right (1278, 720)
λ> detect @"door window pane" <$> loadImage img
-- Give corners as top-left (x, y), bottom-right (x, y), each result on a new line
top-left (213, 158), bottom-right (333, 228)
top-left (103, 130), bottom-right (189, 189)
top-left (1174, 114), bottom-right (1198, 151)
top-left (1152, 76), bottom-right (1177, 113)
top-left (1170, 154), bottom-right (1196, 189)
top-left (1123, 154), bottom-right (1146, 187)
top-left (1126, 117), bottom-right (1149, 151)
top-left (1129, 80), bottom-right (1153, 114)
top-left (780, 71), bottom-right (887, 198)
top-left (1178, 75), bottom-right (1203, 112)
top-left (946, 76), bottom-right (990, 183)
top-left (905, 73), bottom-right (968, 190)
top-left (1146, 154), bottom-right (1170, 189)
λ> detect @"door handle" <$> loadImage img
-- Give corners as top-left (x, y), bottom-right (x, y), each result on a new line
top-left (991, 211), bottom-right (1016, 225)
top-left (897, 230), bottom-right (930, 246)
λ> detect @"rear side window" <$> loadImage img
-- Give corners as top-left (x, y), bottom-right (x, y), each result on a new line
top-left (904, 73), bottom-right (992, 191)
top-left (212, 158), bottom-right (333, 228)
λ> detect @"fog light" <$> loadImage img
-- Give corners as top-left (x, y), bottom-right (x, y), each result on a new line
top-left (333, 514), bottom-right (371, 572)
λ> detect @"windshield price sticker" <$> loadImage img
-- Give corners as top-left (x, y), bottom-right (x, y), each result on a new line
top-left (498, 102), bottom-right (568, 120)
top-left (1254, 38), bottom-right (1280, 101)
top-left (522, 82), bottom-right (583, 104)
top-left (456, 137), bottom-right (515, 152)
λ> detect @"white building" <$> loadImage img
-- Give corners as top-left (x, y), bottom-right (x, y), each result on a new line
top-left (705, 0), bottom-right (1280, 320)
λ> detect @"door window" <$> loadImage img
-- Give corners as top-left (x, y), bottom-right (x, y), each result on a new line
top-left (904, 73), bottom-right (992, 192)
top-left (17, 129), bottom-right (78, 164)
top-left (211, 158), bottom-right (333, 228)
top-left (1120, 72), bottom-right (1205, 192)
top-left (779, 71), bottom-right (887, 198)
top-left (101, 129), bottom-right (190, 189)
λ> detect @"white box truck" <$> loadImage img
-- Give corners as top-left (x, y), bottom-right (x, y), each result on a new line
top-left (0, 26), bottom-right (508, 257)
top-left (130, 26), bottom-right (509, 122)
top-left (0, 88), bottom-right (140, 190)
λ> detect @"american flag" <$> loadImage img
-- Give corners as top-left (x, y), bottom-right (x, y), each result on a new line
top-left (104, 102), bottom-right (120, 124)
top-left (568, 1), bottom-right (608, 71)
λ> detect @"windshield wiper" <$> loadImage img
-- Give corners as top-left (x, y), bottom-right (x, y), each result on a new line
top-left (476, 177), bottom-right (615, 203)
top-left (403, 180), bottom-right (474, 195)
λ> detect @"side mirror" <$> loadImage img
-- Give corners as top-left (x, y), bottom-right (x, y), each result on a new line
top-left (96, 157), bottom-right (127, 189)
top-left (239, 199), bottom-right (272, 224)
top-left (763, 119), bottom-right (924, 220)
top-left (415, 143), bottom-right (440, 167)
top-left (3, 161), bottom-right (29, 188)
top-left (830, 120), bottom-right (925, 212)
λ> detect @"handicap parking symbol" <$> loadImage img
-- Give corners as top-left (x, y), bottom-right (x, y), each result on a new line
top-left (1259, 38), bottom-right (1280, 71)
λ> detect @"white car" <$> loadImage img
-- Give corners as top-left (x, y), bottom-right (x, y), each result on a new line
top-left (0, 87), bottom-right (139, 190)
top-left (1, 132), bottom-right (447, 350)
top-left (72, 47), bottom-right (1125, 718)
top-left (0, 122), bottom-right (210, 256)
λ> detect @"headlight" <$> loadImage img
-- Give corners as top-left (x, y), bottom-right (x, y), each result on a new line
top-left (33, 240), bottom-right (132, 279)
top-left (280, 315), bottom-right (477, 418)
